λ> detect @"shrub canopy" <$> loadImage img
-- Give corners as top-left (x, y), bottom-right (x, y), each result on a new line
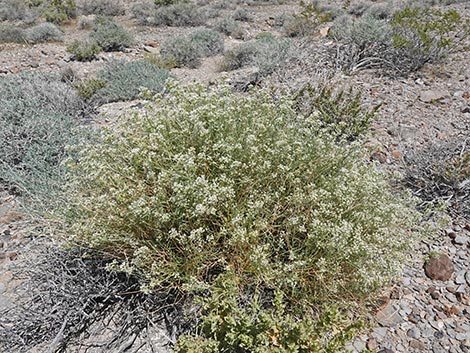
top-left (65, 82), bottom-right (414, 300)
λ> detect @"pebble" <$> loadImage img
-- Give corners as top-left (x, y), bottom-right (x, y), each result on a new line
top-left (453, 235), bottom-right (469, 245)
top-left (407, 327), bottom-right (421, 339)
top-left (455, 271), bottom-right (466, 284)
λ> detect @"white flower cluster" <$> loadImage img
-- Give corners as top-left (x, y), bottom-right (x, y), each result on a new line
top-left (65, 82), bottom-right (417, 302)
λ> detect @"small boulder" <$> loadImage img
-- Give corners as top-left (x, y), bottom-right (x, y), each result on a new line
top-left (424, 253), bottom-right (454, 281)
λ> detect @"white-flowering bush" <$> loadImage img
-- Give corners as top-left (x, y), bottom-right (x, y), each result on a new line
top-left (64, 82), bottom-right (416, 307)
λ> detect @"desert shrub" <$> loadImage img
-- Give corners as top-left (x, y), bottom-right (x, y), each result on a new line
top-left (154, 0), bottom-right (178, 5)
top-left (24, 22), bottom-right (63, 43)
top-left (153, 2), bottom-right (207, 27)
top-left (78, 15), bottom-right (94, 29)
top-left (63, 82), bottom-right (416, 350)
top-left (214, 16), bottom-right (244, 38)
top-left (0, 25), bottom-right (26, 43)
top-left (389, 6), bottom-right (468, 67)
top-left (159, 29), bottom-right (222, 68)
top-left (176, 273), bottom-right (362, 353)
top-left (365, 2), bottom-right (394, 19)
top-left (221, 34), bottom-right (290, 74)
top-left (67, 39), bottom-right (102, 61)
top-left (44, 0), bottom-right (77, 23)
top-left (404, 138), bottom-right (469, 219)
top-left (0, 0), bottom-right (34, 21)
top-left (92, 60), bottom-right (170, 103)
top-left (189, 27), bottom-right (224, 56)
top-left (0, 72), bottom-right (83, 210)
top-left (89, 16), bottom-right (134, 51)
top-left (331, 14), bottom-right (390, 48)
top-left (160, 36), bottom-right (202, 68)
top-left (332, 7), bottom-right (469, 75)
top-left (348, 1), bottom-right (370, 16)
top-left (79, 0), bottom-right (125, 16)
top-left (130, 1), bottom-right (156, 25)
top-left (294, 84), bottom-right (380, 141)
top-left (232, 7), bottom-right (253, 22)
top-left (73, 78), bottom-right (106, 99)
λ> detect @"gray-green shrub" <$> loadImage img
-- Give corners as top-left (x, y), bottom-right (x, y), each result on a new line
top-left (332, 7), bottom-right (469, 75)
top-left (214, 16), bottom-right (244, 38)
top-left (93, 60), bottom-right (170, 103)
top-left (79, 0), bottom-right (125, 16)
top-left (67, 39), bottom-right (102, 61)
top-left (44, 0), bottom-right (78, 24)
top-left (0, 0), bottom-right (34, 21)
top-left (90, 16), bottom-right (133, 51)
top-left (25, 22), bottom-right (63, 43)
top-left (153, 2), bottom-right (207, 27)
top-left (189, 28), bottom-right (224, 56)
top-left (232, 7), bottom-right (253, 22)
top-left (0, 25), bottom-right (25, 43)
top-left (63, 82), bottom-right (416, 350)
top-left (0, 73), bottom-right (83, 210)
top-left (160, 36), bottom-right (202, 68)
top-left (221, 33), bottom-right (291, 74)
top-left (159, 29), bottom-right (224, 68)
top-left (130, 1), bottom-right (156, 25)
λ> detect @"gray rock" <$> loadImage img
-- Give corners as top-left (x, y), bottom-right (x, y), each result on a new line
top-left (456, 271), bottom-right (466, 284)
top-left (465, 271), bottom-right (470, 286)
top-left (446, 293), bottom-right (458, 303)
top-left (0, 295), bottom-right (12, 310)
top-left (407, 327), bottom-right (421, 339)
top-left (372, 327), bottom-right (389, 339)
top-left (453, 235), bottom-right (469, 245)
top-left (430, 320), bottom-right (445, 330)
top-left (375, 303), bottom-right (404, 327)
top-left (420, 89), bottom-right (448, 103)
top-left (353, 338), bottom-right (366, 352)
top-left (456, 333), bottom-right (470, 341)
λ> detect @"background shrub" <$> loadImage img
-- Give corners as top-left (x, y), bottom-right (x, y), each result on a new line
top-left (0, 25), bottom-right (26, 43)
top-left (44, 0), bottom-right (77, 23)
top-left (159, 29), bottom-right (223, 68)
top-left (214, 16), bottom-right (244, 38)
top-left (63, 82), bottom-right (416, 349)
top-left (73, 78), bottom-right (106, 99)
top-left (231, 7), bottom-right (253, 22)
top-left (189, 28), bottom-right (224, 57)
top-left (0, 0), bottom-right (35, 21)
top-left (93, 60), bottom-right (170, 103)
top-left (24, 22), bottom-right (63, 43)
top-left (67, 39), bottom-right (102, 61)
top-left (153, 2), bottom-right (207, 27)
top-left (332, 6), bottom-right (469, 75)
top-left (160, 36), bottom-right (202, 68)
top-left (90, 16), bottom-right (134, 52)
top-left (131, 1), bottom-right (157, 25)
top-left (294, 84), bottom-right (380, 141)
top-left (221, 34), bottom-right (291, 74)
top-left (78, 0), bottom-right (125, 16)
top-left (0, 72), bottom-right (84, 211)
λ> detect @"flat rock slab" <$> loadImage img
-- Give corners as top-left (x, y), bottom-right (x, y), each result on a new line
top-left (375, 302), bottom-right (404, 327)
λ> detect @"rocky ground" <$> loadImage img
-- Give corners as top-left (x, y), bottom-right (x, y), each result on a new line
top-left (0, 0), bottom-right (469, 352)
